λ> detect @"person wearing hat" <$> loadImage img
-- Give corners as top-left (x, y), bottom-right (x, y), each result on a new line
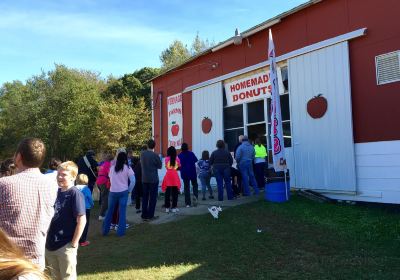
top-left (235, 135), bottom-right (260, 196)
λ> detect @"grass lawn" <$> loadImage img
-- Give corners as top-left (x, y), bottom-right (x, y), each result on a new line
top-left (78, 194), bottom-right (400, 279)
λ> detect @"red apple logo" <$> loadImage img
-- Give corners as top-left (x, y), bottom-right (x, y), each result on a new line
top-left (171, 121), bottom-right (179, 136)
top-left (201, 117), bottom-right (212, 134)
top-left (307, 94), bottom-right (328, 119)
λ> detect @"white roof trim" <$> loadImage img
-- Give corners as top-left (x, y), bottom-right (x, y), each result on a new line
top-left (184, 28), bottom-right (367, 93)
top-left (211, 19), bottom-right (281, 52)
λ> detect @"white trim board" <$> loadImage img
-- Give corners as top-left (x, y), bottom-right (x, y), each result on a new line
top-left (184, 28), bottom-right (367, 93)
top-left (317, 140), bottom-right (400, 204)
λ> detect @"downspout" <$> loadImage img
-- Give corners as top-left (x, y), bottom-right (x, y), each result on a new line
top-left (158, 91), bottom-right (163, 156)
top-left (151, 82), bottom-right (154, 139)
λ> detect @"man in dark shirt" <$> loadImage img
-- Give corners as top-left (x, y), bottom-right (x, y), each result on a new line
top-left (140, 139), bottom-right (162, 221)
top-left (77, 150), bottom-right (98, 192)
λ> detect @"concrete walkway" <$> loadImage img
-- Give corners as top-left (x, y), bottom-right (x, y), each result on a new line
top-left (126, 192), bottom-right (264, 225)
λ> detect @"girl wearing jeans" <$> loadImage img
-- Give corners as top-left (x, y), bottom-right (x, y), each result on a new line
top-left (197, 150), bottom-right (214, 200)
top-left (102, 152), bottom-right (135, 237)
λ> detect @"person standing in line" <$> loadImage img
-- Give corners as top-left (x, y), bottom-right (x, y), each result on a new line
top-left (0, 138), bottom-right (57, 270)
top-left (131, 156), bottom-right (143, 214)
top-left (102, 152), bottom-right (135, 236)
top-left (197, 150), bottom-right (214, 201)
top-left (96, 152), bottom-right (113, 220)
top-left (235, 135), bottom-right (260, 196)
top-left (0, 158), bottom-right (17, 177)
top-left (75, 174), bottom-right (94, 247)
top-left (140, 139), bottom-right (162, 221)
top-left (44, 158), bottom-right (62, 174)
top-left (210, 140), bottom-right (234, 201)
top-left (127, 148), bottom-right (134, 167)
top-left (44, 158), bottom-right (62, 187)
top-left (77, 150), bottom-right (98, 193)
top-left (45, 161), bottom-right (86, 280)
top-left (161, 146), bottom-right (181, 213)
top-left (230, 166), bottom-right (242, 197)
top-left (178, 143), bottom-right (199, 207)
top-left (233, 135), bottom-right (244, 159)
top-left (254, 138), bottom-right (268, 192)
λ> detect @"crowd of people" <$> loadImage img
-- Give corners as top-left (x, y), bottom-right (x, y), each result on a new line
top-left (0, 135), bottom-right (267, 279)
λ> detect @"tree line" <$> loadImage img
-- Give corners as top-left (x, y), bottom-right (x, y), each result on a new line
top-left (0, 35), bottom-right (213, 161)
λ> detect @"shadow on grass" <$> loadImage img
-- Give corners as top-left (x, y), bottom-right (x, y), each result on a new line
top-left (78, 194), bottom-right (400, 280)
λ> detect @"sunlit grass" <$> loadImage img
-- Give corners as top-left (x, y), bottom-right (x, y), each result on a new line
top-left (80, 263), bottom-right (201, 280)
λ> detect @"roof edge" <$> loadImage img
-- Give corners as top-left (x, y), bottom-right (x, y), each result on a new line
top-left (148, 0), bottom-right (323, 83)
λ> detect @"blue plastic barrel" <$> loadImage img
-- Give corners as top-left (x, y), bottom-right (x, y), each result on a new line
top-left (265, 180), bottom-right (290, 202)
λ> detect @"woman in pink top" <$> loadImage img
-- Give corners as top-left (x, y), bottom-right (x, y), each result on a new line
top-left (102, 152), bottom-right (135, 237)
top-left (96, 153), bottom-right (113, 219)
top-left (161, 146), bottom-right (181, 213)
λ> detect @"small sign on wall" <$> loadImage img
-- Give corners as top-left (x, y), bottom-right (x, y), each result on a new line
top-left (167, 93), bottom-right (183, 149)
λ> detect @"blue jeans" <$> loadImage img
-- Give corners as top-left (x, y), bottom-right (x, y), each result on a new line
top-left (199, 172), bottom-right (213, 198)
top-left (102, 190), bottom-right (128, 236)
top-left (239, 161), bottom-right (260, 196)
top-left (141, 182), bottom-right (158, 219)
top-left (214, 166), bottom-right (233, 201)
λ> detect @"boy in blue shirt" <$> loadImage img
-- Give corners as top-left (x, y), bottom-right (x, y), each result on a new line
top-left (45, 161), bottom-right (86, 280)
top-left (76, 174), bottom-right (94, 247)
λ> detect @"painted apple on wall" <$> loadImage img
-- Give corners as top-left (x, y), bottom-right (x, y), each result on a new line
top-left (307, 94), bottom-right (328, 119)
top-left (171, 121), bottom-right (179, 136)
top-left (202, 117), bottom-right (212, 134)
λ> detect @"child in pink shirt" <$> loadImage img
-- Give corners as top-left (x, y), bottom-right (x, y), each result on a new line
top-left (162, 146), bottom-right (181, 213)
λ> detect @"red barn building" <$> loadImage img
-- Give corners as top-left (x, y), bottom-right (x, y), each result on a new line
top-left (150, 0), bottom-right (400, 203)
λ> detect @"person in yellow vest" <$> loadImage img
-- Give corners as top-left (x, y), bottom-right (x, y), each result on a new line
top-left (254, 138), bottom-right (267, 191)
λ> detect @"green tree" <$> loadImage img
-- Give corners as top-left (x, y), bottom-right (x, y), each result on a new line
top-left (0, 64), bottom-right (153, 161)
top-left (93, 96), bottom-right (151, 152)
top-left (102, 67), bottom-right (160, 109)
top-left (191, 32), bottom-right (214, 55)
top-left (159, 40), bottom-right (191, 71)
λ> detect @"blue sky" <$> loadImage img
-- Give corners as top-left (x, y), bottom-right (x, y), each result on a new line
top-left (0, 0), bottom-right (307, 85)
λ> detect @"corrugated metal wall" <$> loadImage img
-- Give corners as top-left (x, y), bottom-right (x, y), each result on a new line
top-left (192, 82), bottom-right (224, 158)
top-left (289, 42), bottom-right (356, 192)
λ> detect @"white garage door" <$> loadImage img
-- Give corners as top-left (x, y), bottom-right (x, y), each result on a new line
top-left (289, 42), bottom-right (356, 193)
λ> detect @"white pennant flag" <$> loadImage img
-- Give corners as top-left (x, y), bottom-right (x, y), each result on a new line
top-left (268, 29), bottom-right (286, 172)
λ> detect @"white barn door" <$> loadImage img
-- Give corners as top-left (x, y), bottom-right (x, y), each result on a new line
top-left (289, 42), bottom-right (356, 192)
top-left (192, 82), bottom-right (224, 158)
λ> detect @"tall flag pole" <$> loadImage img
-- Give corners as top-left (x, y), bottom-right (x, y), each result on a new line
top-left (268, 29), bottom-right (286, 173)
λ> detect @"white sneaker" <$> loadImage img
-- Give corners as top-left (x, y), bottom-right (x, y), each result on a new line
top-left (186, 205), bottom-right (191, 208)
top-left (172, 208), bottom-right (179, 213)
top-left (165, 208), bottom-right (170, 213)
top-left (115, 223), bottom-right (130, 230)
top-left (98, 216), bottom-right (105, 221)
